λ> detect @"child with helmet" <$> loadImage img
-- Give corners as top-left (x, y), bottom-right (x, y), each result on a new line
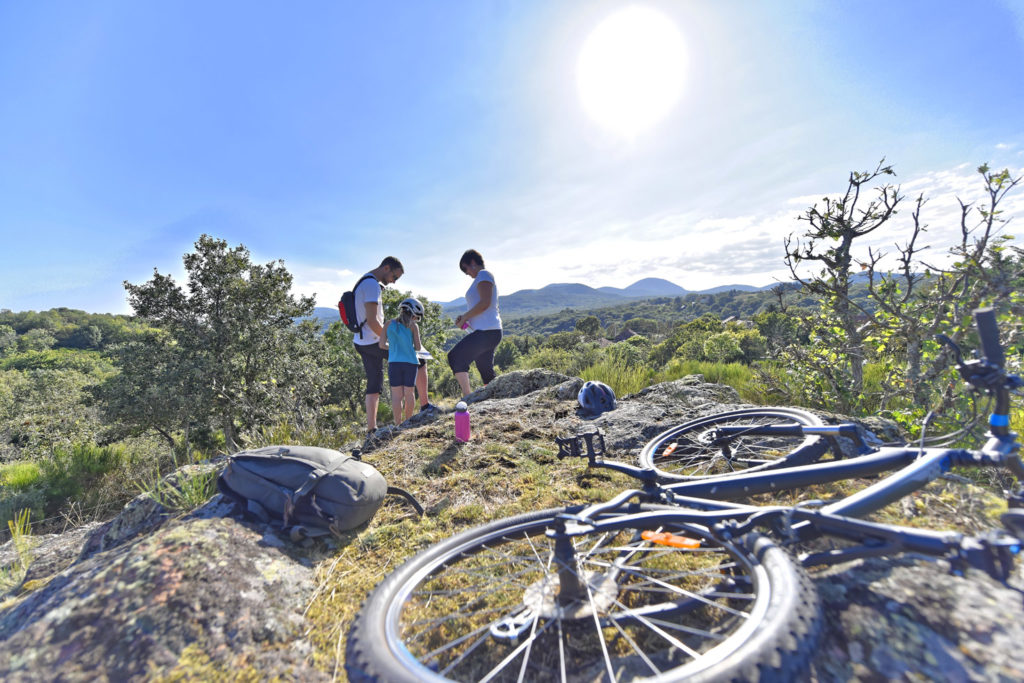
top-left (379, 297), bottom-right (425, 425)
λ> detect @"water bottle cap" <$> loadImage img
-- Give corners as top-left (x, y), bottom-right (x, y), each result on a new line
top-left (455, 401), bottom-right (468, 412)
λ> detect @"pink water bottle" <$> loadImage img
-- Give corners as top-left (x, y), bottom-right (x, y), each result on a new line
top-left (454, 401), bottom-right (471, 442)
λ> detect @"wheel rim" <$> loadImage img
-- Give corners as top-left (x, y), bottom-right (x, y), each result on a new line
top-left (383, 515), bottom-right (772, 682)
top-left (642, 409), bottom-right (823, 479)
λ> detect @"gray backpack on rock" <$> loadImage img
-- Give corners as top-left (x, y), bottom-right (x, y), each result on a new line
top-left (217, 445), bottom-right (419, 540)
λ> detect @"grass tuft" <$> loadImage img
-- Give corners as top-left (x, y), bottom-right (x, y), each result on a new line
top-left (0, 509), bottom-right (35, 593)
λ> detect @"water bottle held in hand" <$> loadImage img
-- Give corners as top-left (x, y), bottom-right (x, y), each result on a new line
top-left (454, 401), bottom-right (471, 442)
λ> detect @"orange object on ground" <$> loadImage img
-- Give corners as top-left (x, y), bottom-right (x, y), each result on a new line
top-left (641, 530), bottom-right (700, 548)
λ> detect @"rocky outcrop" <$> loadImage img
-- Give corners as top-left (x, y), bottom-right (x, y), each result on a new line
top-left (1, 496), bottom-right (324, 681)
top-left (811, 557), bottom-right (1024, 681)
top-left (1, 370), bottom-right (1022, 680)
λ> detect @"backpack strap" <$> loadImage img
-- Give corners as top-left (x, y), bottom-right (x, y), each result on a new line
top-left (285, 466), bottom-right (330, 526)
top-left (285, 453), bottom-right (360, 525)
top-left (353, 273), bottom-right (380, 341)
top-left (386, 486), bottom-right (425, 516)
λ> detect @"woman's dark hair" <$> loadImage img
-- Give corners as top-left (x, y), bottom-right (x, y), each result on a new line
top-left (459, 249), bottom-right (484, 272)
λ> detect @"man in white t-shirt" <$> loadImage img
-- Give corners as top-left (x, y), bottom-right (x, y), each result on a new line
top-left (353, 256), bottom-right (434, 434)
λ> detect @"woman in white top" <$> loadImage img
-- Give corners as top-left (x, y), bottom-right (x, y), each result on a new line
top-left (449, 249), bottom-right (503, 397)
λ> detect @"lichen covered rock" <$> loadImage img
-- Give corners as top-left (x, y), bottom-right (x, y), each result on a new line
top-left (0, 499), bottom-right (323, 681)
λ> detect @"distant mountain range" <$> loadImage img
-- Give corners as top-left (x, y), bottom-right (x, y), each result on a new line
top-left (309, 277), bottom-right (771, 323)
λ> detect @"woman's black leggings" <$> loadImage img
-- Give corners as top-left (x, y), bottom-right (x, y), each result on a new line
top-left (447, 329), bottom-right (503, 384)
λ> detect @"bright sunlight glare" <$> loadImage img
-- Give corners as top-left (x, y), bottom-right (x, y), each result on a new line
top-left (576, 6), bottom-right (688, 139)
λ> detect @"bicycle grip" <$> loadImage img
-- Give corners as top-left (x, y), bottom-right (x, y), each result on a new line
top-left (973, 308), bottom-right (1004, 368)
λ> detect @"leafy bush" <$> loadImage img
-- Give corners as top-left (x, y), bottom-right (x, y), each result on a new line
top-left (0, 367), bottom-right (107, 461)
top-left (545, 331), bottom-right (584, 351)
top-left (17, 328), bottom-right (57, 352)
top-left (608, 336), bottom-right (650, 369)
top-left (519, 345), bottom-right (600, 377)
top-left (703, 332), bottom-right (744, 364)
top-left (1, 348), bottom-right (115, 374)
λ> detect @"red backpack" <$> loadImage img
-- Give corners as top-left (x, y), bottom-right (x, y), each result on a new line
top-left (338, 274), bottom-right (378, 338)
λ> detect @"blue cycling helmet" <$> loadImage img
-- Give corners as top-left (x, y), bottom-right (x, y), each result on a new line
top-left (578, 380), bottom-right (616, 415)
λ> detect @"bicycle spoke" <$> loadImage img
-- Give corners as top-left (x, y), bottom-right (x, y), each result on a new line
top-left (436, 627), bottom-right (495, 676)
top-left (556, 611), bottom-right (567, 683)
top-left (586, 556), bottom-right (751, 619)
top-left (602, 587), bottom-right (705, 660)
top-left (606, 610), bottom-right (663, 677)
top-left (582, 560), bottom-right (617, 682)
top-left (479, 614), bottom-right (557, 682)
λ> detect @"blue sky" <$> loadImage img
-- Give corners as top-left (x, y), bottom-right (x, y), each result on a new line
top-left (2, 1), bottom-right (1023, 314)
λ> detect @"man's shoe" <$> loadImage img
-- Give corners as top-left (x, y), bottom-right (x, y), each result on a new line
top-left (419, 402), bottom-right (440, 414)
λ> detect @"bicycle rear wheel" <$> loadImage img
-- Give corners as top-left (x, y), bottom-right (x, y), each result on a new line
top-left (638, 408), bottom-right (827, 480)
top-left (346, 506), bottom-right (821, 682)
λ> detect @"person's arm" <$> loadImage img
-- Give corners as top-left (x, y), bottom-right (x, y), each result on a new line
top-left (411, 320), bottom-right (422, 351)
top-left (378, 319), bottom-right (390, 350)
top-left (455, 281), bottom-right (493, 328)
top-left (364, 301), bottom-right (384, 338)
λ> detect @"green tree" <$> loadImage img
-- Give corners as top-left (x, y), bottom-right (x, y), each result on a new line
top-left (1, 367), bottom-right (105, 461)
top-left (18, 328), bottom-right (57, 352)
top-left (609, 336), bottom-right (650, 368)
top-left (575, 315), bottom-right (602, 339)
top-left (703, 332), bottom-right (743, 364)
top-left (753, 311), bottom-right (802, 357)
top-left (783, 160), bottom-right (898, 407)
top-left (780, 161), bottom-right (1023, 421)
top-left (493, 339), bottom-right (521, 370)
top-left (546, 331), bottom-right (584, 351)
top-left (99, 235), bottom-right (315, 449)
top-left (859, 165), bottom-right (1023, 416)
top-left (0, 325), bottom-right (15, 357)
top-left (66, 325), bottom-right (103, 350)
top-left (733, 329), bottom-right (768, 364)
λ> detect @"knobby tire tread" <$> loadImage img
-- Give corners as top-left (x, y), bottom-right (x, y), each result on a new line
top-left (346, 509), bottom-right (823, 682)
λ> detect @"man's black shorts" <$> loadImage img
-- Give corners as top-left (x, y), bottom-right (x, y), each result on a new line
top-left (355, 343), bottom-right (388, 395)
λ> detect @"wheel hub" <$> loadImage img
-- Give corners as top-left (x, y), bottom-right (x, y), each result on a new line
top-left (489, 570), bottom-right (619, 640)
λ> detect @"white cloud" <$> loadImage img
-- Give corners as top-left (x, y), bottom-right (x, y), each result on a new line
top-left (484, 161), bottom-right (1024, 296)
top-left (278, 160), bottom-right (1024, 308)
top-left (287, 263), bottom-right (355, 309)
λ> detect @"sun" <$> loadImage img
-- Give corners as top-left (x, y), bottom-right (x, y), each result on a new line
top-left (576, 6), bottom-right (688, 138)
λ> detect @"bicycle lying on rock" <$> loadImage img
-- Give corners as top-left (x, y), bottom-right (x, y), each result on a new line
top-left (346, 308), bottom-right (1024, 682)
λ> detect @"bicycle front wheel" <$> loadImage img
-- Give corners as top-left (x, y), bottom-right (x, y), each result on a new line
top-left (346, 506), bottom-right (821, 682)
top-left (638, 408), bottom-right (827, 480)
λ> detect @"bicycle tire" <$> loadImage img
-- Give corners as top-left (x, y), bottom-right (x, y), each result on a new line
top-left (638, 408), bottom-right (827, 480)
top-left (346, 506), bottom-right (821, 682)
